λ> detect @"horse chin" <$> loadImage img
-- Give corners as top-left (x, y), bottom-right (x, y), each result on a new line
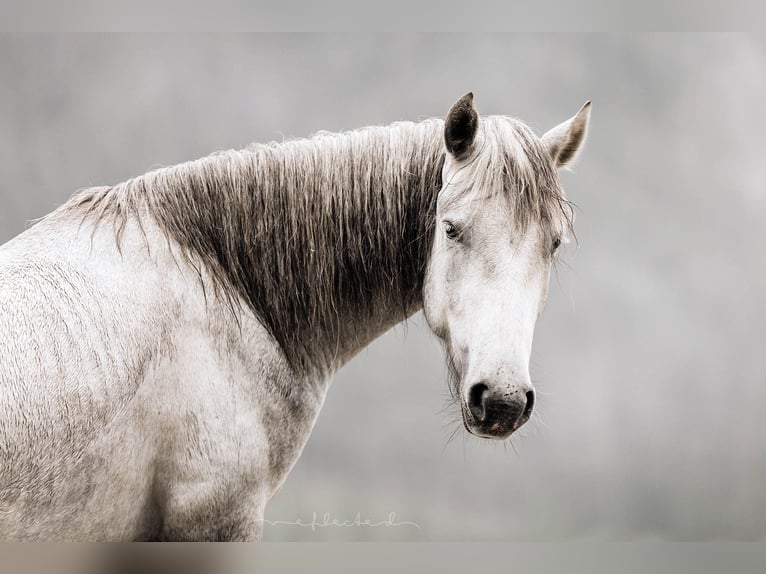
top-left (464, 422), bottom-right (516, 441)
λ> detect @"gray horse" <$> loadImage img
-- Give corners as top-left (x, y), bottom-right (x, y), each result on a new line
top-left (0, 93), bottom-right (589, 540)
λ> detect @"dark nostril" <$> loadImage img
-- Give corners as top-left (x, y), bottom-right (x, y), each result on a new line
top-left (522, 390), bottom-right (535, 420)
top-left (468, 382), bottom-right (489, 422)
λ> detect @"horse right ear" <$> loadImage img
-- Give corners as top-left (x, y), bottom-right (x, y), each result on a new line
top-left (444, 92), bottom-right (479, 161)
top-left (541, 101), bottom-right (591, 168)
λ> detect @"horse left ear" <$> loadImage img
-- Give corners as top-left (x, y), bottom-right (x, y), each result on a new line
top-left (541, 101), bottom-right (591, 168)
top-left (444, 92), bottom-right (479, 161)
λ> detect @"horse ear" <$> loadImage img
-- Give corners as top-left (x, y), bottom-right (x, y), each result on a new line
top-left (444, 92), bottom-right (479, 161)
top-left (541, 101), bottom-right (591, 168)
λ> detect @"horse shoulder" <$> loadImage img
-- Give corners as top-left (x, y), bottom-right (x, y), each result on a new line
top-left (0, 217), bottom-right (186, 538)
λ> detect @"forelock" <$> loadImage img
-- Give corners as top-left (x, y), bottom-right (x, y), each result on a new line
top-left (444, 115), bottom-right (574, 239)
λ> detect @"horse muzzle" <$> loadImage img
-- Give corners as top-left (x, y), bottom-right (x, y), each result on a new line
top-left (463, 381), bottom-right (535, 439)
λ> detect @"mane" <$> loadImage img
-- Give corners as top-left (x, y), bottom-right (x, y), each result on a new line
top-left (67, 120), bottom-right (445, 372)
top-left (63, 116), bottom-right (571, 373)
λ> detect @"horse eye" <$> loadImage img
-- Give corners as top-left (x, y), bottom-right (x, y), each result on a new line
top-left (444, 221), bottom-right (460, 240)
top-left (552, 236), bottom-right (562, 253)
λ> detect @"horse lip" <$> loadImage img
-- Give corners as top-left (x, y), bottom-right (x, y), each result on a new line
top-left (460, 405), bottom-right (515, 440)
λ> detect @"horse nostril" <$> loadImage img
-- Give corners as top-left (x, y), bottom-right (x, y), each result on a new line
top-left (467, 382), bottom-right (489, 422)
top-left (522, 389), bottom-right (535, 420)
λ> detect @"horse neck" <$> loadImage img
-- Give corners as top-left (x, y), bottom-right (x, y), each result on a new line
top-left (113, 120), bottom-right (446, 376)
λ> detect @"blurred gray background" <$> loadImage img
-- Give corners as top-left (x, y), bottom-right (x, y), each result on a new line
top-left (1, 34), bottom-right (764, 541)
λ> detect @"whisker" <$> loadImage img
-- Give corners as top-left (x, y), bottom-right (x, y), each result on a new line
top-left (508, 437), bottom-right (520, 457)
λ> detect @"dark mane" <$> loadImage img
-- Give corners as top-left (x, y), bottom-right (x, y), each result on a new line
top-left (68, 120), bottom-right (446, 372)
top-left (64, 116), bottom-right (570, 373)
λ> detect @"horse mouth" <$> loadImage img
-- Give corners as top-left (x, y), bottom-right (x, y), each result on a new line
top-left (463, 419), bottom-right (517, 440)
top-left (460, 403), bottom-right (530, 440)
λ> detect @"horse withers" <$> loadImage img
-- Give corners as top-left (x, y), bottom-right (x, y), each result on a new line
top-left (0, 93), bottom-right (590, 540)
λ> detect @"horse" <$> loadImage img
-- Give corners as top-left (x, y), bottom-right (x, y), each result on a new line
top-left (0, 93), bottom-right (590, 540)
